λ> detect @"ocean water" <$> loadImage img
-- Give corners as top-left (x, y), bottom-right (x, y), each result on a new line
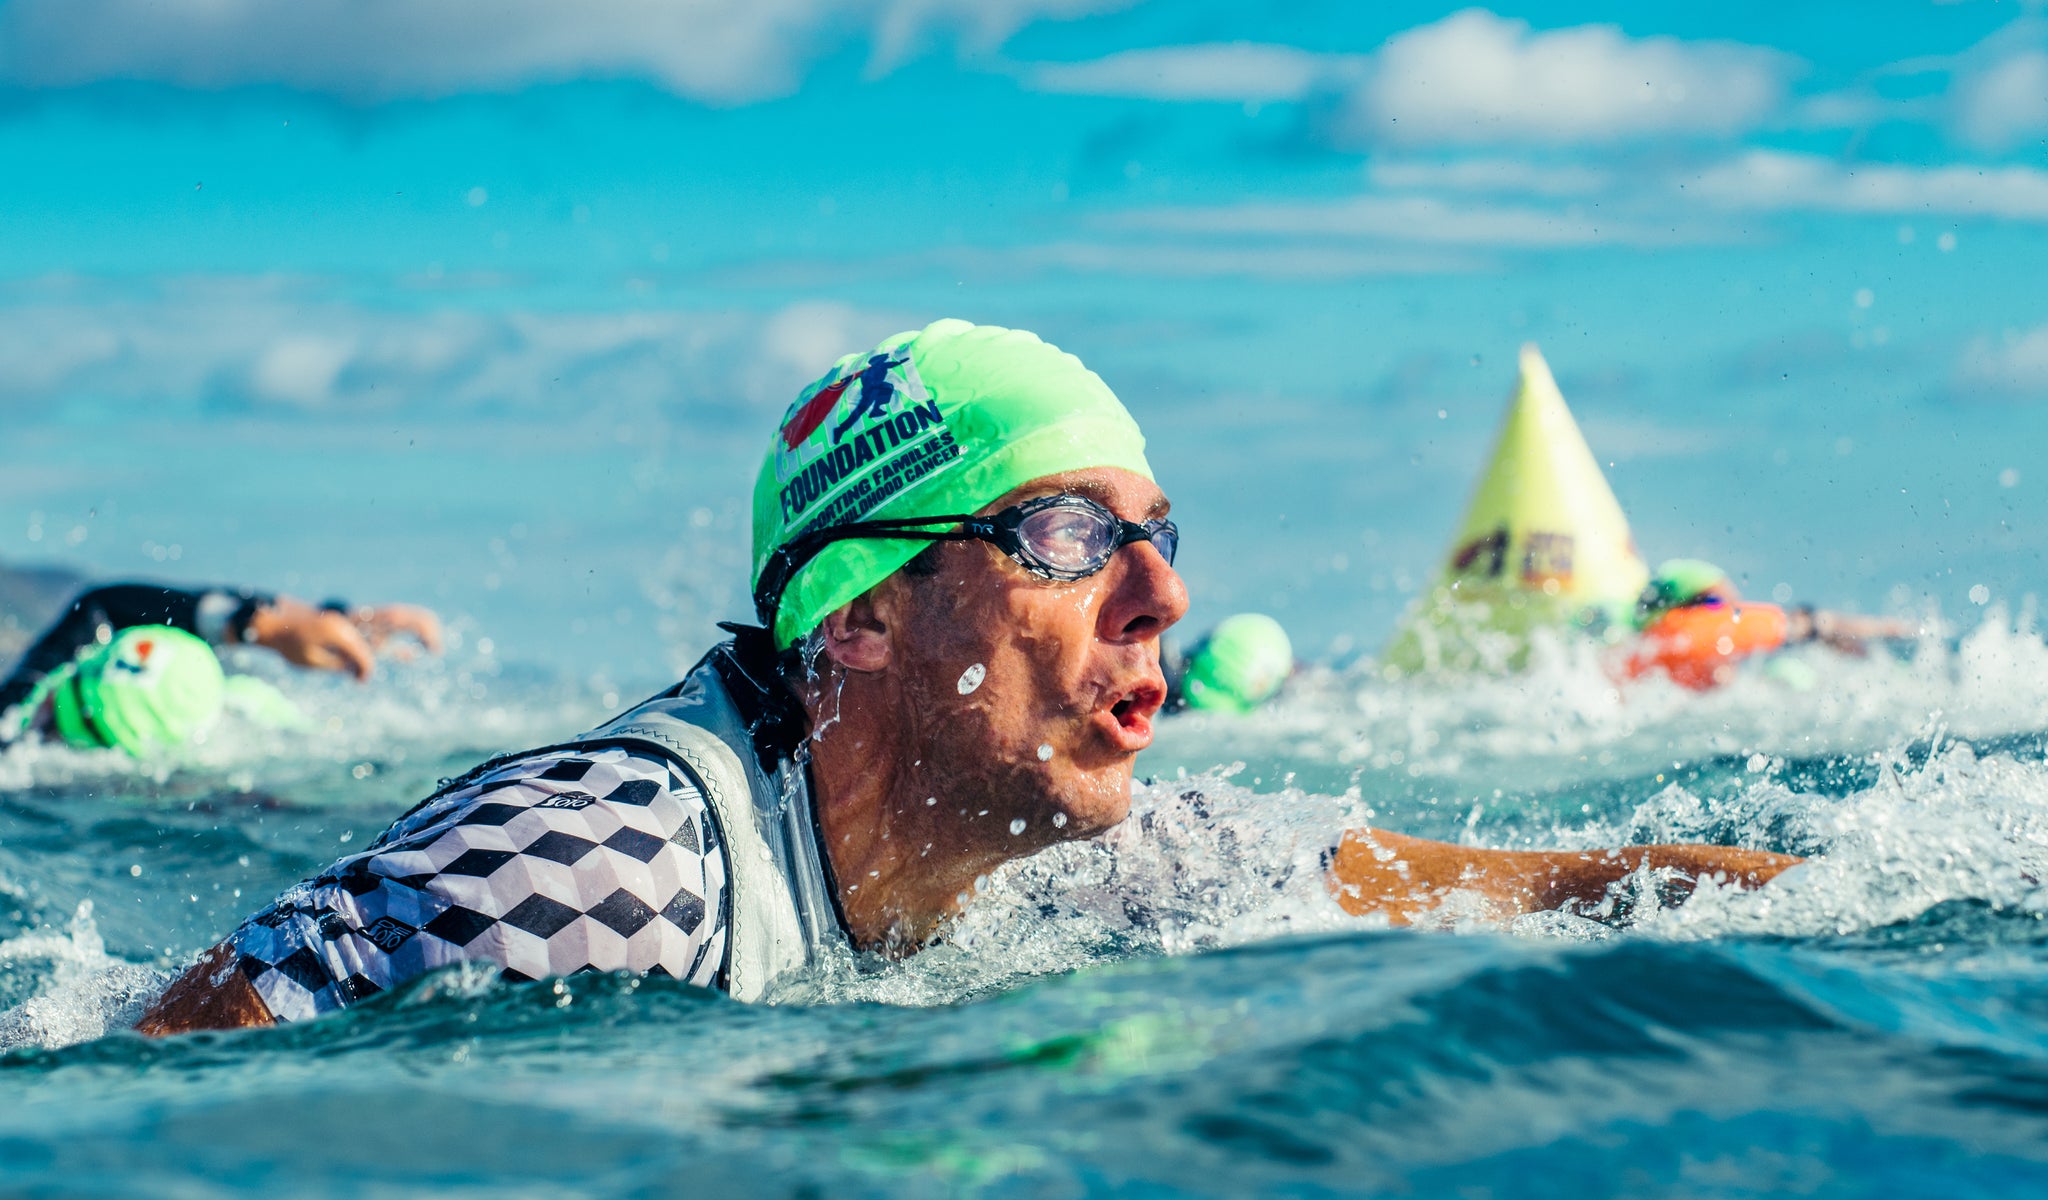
top-left (6, 607), bottom-right (2048, 1196)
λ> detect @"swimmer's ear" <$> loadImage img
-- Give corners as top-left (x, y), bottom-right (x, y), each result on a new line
top-left (818, 594), bottom-right (892, 674)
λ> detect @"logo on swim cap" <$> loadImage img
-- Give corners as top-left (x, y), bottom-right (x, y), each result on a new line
top-left (772, 341), bottom-right (962, 537)
top-left (111, 636), bottom-right (158, 678)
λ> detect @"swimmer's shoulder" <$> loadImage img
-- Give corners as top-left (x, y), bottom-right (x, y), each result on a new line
top-left (370, 743), bottom-right (724, 865)
top-left (232, 742), bottom-right (731, 1020)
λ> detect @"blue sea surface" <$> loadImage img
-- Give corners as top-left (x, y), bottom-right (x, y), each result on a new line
top-left (6, 621), bottom-right (2048, 1196)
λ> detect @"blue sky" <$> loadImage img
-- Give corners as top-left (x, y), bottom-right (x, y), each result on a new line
top-left (2, 1), bottom-right (2043, 676)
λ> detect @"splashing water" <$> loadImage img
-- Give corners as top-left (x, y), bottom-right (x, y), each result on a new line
top-left (5, 607), bottom-right (2048, 1194)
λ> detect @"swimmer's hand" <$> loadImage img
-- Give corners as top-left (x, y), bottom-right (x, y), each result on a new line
top-left (351, 603), bottom-right (444, 661)
top-left (247, 598), bottom-right (444, 681)
top-left (1325, 828), bottom-right (1802, 927)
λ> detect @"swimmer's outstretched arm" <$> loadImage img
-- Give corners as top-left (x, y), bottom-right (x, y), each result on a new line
top-left (134, 942), bottom-right (275, 1036)
top-left (1784, 607), bottom-right (1919, 655)
top-left (245, 597), bottom-right (444, 681)
top-left (1326, 828), bottom-right (1800, 926)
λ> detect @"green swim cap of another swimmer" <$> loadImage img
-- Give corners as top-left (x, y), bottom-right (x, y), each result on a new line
top-left (31, 626), bottom-right (226, 756)
top-left (1182, 614), bottom-right (1294, 714)
top-left (1633, 559), bottom-right (1731, 630)
top-left (752, 318), bottom-right (1154, 649)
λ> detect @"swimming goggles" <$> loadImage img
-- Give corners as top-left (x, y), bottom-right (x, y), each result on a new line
top-left (754, 494), bottom-right (1179, 630)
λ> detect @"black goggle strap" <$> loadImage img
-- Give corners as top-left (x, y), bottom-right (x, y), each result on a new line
top-left (1122, 517), bottom-right (1176, 559)
top-left (753, 513), bottom-right (980, 626)
top-left (752, 502), bottom-right (1175, 627)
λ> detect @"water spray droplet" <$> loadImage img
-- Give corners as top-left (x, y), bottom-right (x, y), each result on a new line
top-left (1037, 743), bottom-right (1054, 761)
top-left (1052, 812), bottom-right (1068, 828)
top-left (957, 663), bottom-right (986, 694)
top-left (1009, 818), bottom-right (1027, 835)
top-left (925, 796), bottom-right (937, 806)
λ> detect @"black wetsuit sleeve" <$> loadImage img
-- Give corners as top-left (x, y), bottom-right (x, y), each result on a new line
top-left (0, 583), bottom-right (271, 713)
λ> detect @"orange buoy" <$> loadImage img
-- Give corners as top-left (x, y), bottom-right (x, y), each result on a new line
top-left (1619, 602), bottom-right (1789, 691)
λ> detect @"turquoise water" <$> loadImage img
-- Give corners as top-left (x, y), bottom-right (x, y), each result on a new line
top-left (7, 615), bottom-right (2048, 1195)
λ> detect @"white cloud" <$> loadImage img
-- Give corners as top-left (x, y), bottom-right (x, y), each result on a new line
top-left (991, 240), bottom-right (1478, 277)
top-left (1023, 42), bottom-right (1363, 102)
top-left (0, 0), bottom-right (1126, 102)
top-left (869, 0), bottom-right (1137, 74)
top-left (1022, 10), bottom-right (1794, 147)
top-left (1958, 325), bottom-right (2048, 399)
top-left (1684, 150), bottom-right (2048, 220)
top-left (1337, 9), bottom-right (1794, 146)
top-left (250, 334), bottom-right (357, 407)
top-left (1576, 416), bottom-right (1734, 459)
top-left (749, 300), bottom-right (894, 395)
top-left (1102, 192), bottom-right (1712, 249)
top-left (1365, 157), bottom-right (1612, 196)
top-left (0, 279), bottom-right (902, 414)
top-left (1951, 47), bottom-right (2048, 151)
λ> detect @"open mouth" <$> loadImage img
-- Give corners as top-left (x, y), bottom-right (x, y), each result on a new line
top-left (1104, 678), bottom-right (1166, 744)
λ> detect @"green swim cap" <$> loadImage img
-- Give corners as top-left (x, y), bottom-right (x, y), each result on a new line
top-left (1634, 558), bottom-right (1730, 629)
top-left (35, 626), bottom-right (226, 756)
top-left (753, 319), bottom-right (1154, 649)
top-left (1182, 614), bottom-right (1294, 714)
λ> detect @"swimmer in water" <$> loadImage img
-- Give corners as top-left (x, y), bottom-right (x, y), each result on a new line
top-left (1, 584), bottom-right (443, 756)
top-left (139, 320), bottom-right (1797, 1035)
top-left (1164, 613), bottom-right (1296, 714)
top-left (1619, 559), bottom-right (1918, 691)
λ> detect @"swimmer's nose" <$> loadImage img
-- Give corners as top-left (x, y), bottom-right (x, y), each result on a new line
top-left (1099, 539), bottom-right (1188, 644)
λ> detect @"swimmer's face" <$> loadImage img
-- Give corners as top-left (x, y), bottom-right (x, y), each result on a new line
top-left (824, 467), bottom-right (1186, 842)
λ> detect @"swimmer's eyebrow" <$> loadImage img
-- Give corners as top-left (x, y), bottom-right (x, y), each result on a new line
top-left (1048, 478), bottom-right (1172, 519)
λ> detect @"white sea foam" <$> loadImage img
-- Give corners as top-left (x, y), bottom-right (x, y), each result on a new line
top-left (0, 901), bottom-right (165, 1052)
top-left (1151, 602), bottom-right (2048, 796)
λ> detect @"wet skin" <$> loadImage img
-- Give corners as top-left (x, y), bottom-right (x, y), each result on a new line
top-left (802, 466), bottom-right (1186, 950)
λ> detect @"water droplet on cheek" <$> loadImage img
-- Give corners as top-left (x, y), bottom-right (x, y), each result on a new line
top-left (1052, 812), bottom-right (1068, 828)
top-left (1009, 818), bottom-right (1027, 835)
top-left (925, 796), bottom-right (937, 806)
top-left (957, 663), bottom-right (986, 694)
top-left (1037, 743), bottom-right (1054, 761)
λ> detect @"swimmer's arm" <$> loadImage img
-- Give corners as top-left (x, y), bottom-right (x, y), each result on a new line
top-left (0, 584), bottom-right (264, 712)
top-left (134, 941), bottom-right (276, 1036)
top-left (1326, 828), bottom-right (1801, 926)
top-left (1811, 610), bottom-right (1918, 652)
top-left (244, 597), bottom-right (444, 681)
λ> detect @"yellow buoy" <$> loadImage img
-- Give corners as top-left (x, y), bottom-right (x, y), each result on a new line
top-left (1383, 344), bottom-right (1648, 675)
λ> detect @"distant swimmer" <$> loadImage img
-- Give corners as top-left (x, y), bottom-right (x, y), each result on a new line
top-left (137, 321), bottom-right (1796, 1036)
top-left (1618, 559), bottom-right (1917, 691)
top-left (1, 583), bottom-right (443, 756)
top-left (1165, 613), bottom-right (1295, 714)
